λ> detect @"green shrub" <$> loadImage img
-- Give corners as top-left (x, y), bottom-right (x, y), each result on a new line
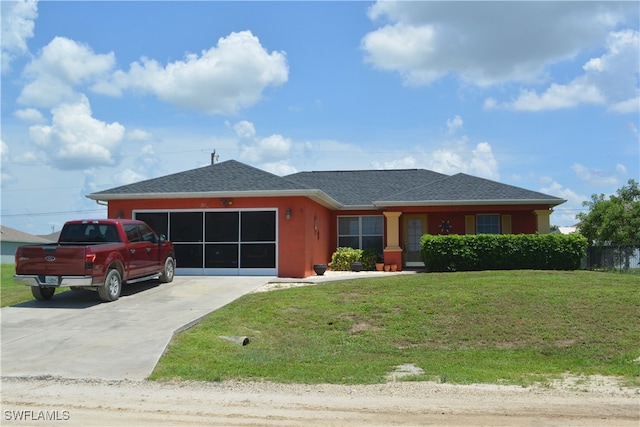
top-left (421, 233), bottom-right (588, 272)
top-left (329, 247), bottom-right (363, 271)
top-left (361, 248), bottom-right (378, 271)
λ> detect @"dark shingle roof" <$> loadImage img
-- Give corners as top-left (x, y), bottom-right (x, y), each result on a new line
top-left (377, 173), bottom-right (565, 205)
top-left (285, 169), bottom-right (447, 206)
top-left (90, 160), bottom-right (303, 195)
top-left (88, 159), bottom-right (564, 207)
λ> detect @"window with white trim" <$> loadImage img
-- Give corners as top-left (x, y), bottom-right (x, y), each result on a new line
top-left (337, 216), bottom-right (383, 253)
top-left (476, 214), bottom-right (500, 234)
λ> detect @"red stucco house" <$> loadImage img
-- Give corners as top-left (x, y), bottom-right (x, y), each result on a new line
top-left (87, 159), bottom-right (565, 278)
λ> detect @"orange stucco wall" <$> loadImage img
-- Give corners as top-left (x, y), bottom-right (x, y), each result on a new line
top-left (105, 197), bottom-right (553, 277)
top-left (106, 196), bottom-right (333, 278)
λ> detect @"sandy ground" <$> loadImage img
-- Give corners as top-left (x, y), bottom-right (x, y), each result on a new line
top-left (1, 375), bottom-right (638, 426)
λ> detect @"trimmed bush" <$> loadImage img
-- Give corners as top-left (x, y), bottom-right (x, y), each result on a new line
top-left (329, 247), bottom-right (363, 271)
top-left (421, 233), bottom-right (588, 272)
top-left (361, 248), bottom-right (378, 271)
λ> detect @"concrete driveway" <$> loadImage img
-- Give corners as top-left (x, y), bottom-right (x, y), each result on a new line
top-left (1, 276), bottom-right (272, 380)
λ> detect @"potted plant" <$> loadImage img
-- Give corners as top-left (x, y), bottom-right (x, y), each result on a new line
top-left (350, 261), bottom-right (363, 272)
top-left (375, 254), bottom-right (384, 271)
top-left (313, 264), bottom-right (327, 275)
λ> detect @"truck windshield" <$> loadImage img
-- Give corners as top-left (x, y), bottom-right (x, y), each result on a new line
top-left (59, 224), bottom-right (120, 243)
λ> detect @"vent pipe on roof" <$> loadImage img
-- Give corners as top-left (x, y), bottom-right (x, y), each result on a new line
top-left (211, 149), bottom-right (219, 165)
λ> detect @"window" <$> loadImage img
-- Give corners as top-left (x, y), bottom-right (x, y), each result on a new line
top-left (124, 224), bottom-right (141, 242)
top-left (476, 214), bottom-right (500, 234)
top-left (337, 216), bottom-right (383, 253)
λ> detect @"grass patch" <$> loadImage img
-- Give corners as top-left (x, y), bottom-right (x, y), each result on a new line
top-left (1, 264), bottom-right (71, 307)
top-left (1, 264), bottom-right (33, 307)
top-left (152, 270), bottom-right (640, 386)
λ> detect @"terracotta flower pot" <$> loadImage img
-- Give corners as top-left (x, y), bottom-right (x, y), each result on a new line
top-left (384, 264), bottom-right (391, 272)
top-left (375, 263), bottom-right (384, 271)
top-left (391, 264), bottom-right (397, 272)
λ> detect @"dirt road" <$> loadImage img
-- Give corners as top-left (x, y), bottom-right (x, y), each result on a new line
top-left (1, 376), bottom-right (638, 426)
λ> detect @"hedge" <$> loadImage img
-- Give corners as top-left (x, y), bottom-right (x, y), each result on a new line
top-left (421, 233), bottom-right (588, 272)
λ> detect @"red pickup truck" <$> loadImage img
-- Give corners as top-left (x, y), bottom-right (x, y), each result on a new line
top-left (14, 219), bottom-right (175, 302)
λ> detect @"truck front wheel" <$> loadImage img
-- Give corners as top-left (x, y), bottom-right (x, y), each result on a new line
top-left (32, 286), bottom-right (55, 301)
top-left (98, 269), bottom-right (122, 302)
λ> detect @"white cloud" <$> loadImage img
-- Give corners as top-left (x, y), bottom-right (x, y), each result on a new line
top-left (261, 160), bottom-right (298, 176)
top-left (539, 177), bottom-right (587, 226)
top-left (446, 115), bottom-right (463, 134)
top-left (1, 0), bottom-right (38, 73)
top-left (572, 163), bottom-right (620, 186)
top-left (426, 141), bottom-right (499, 180)
top-left (509, 81), bottom-right (604, 111)
top-left (504, 29), bottom-right (639, 112)
top-left (126, 129), bottom-right (152, 142)
top-left (240, 133), bottom-right (292, 163)
top-left (13, 108), bottom-right (45, 123)
top-left (363, 1), bottom-right (633, 87)
top-left (233, 120), bottom-right (257, 139)
top-left (28, 95), bottom-right (125, 170)
top-left (112, 168), bottom-right (147, 186)
top-left (18, 37), bottom-right (115, 108)
top-left (98, 31), bottom-right (288, 114)
top-left (0, 140), bottom-right (12, 184)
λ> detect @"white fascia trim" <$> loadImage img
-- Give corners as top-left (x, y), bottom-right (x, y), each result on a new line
top-left (374, 199), bottom-right (567, 207)
top-left (87, 189), bottom-right (343, 209)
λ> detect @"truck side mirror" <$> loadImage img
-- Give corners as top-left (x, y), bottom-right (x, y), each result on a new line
top-left (159, 235), bottom-right (167, 243)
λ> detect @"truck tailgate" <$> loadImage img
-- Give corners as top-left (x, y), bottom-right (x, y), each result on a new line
top-left (15, 245), bottom-right (87, 276)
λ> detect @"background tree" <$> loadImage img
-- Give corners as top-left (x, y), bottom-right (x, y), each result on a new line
top-left (577, 179), bottom-right (640, 270)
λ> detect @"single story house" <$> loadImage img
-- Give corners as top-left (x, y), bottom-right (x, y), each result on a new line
top-left (87, 159), bottom-right (565, 278)
top-left (0, 225), bottom-right (55, 264)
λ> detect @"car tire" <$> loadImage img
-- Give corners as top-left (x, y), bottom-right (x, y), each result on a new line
top-left (159, 257), bottom-right (175, 283)
top-left (98, 269), bottom-right (122, 302)
top-left (32, 286), bottom-right (55, 301)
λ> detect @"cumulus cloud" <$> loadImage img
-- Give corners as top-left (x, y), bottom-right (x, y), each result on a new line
top-left (1, 0), bottom-right (37, 73)
top-left (571, 163), bottom-right (624, 186)
top-left (503, 30), bottom-right (639, 112)
top-left (446, 115), bottom-right (463, 134)
top-left (97, 31), bottom-right (288, 114)
top-left (363, 1), bottom-right (632, 86)
top-left (539, 177), bottom-right (587, 226)
top-left (28, 95), bottom-right (125, 170)
top-left (18, 37), bottom-right (116, 108)
top-left (363, 1), bottom-right (638, 113)
top-left (0, 139), bottom-right (12, 185)
top-left (427, 141), bottom-right (499, 180)
top-left (14, 108), bottom-right (45, 123)
top-left (126, 129), bottom-right (152, 142)
top-left (240, 133), bottom-right (293, 163)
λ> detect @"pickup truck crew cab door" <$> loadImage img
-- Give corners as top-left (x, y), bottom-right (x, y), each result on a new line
top-left (123, 223), bottom-right (148, 278)
top-left (137, 223), bottom-right (161, 275)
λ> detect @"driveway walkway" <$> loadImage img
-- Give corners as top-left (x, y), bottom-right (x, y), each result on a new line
top-left (1, 276), bottom-right (271, 380)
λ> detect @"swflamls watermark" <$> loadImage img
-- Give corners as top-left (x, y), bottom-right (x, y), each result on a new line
top-left (4, 409), bottom-right (70, 422)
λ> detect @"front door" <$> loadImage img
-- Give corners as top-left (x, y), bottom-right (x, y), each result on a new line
top-left (403, 214), bottom-right (427, 267)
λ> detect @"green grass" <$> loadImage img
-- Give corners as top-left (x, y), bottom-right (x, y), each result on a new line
top-left (151, 270), bottom-right (640, 386)
top-left (1, 264), bottom-right (33, 307)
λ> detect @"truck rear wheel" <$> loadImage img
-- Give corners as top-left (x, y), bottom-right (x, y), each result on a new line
top-left (98, 269), bottom-right (122, 302)
top-left (32, 286), bottom-right (55, 301)
top-left (159, 257), bottom-right (175, 283)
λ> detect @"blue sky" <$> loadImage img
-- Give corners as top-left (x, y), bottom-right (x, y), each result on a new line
top-left (1, 1), bottom-right (638, 235)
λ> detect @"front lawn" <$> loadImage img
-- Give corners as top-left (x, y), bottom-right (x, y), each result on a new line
top-left (152, 270), bottom-right (640, 386)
